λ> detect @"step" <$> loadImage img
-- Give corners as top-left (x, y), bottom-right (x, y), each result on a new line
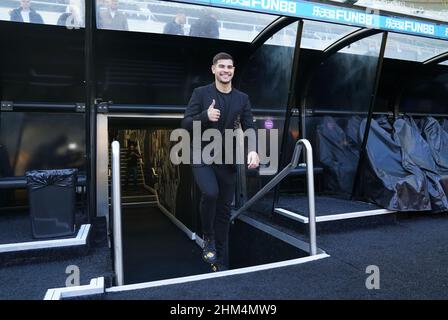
top-left (274, 207), bottom-right (394, 224)
top-left (122, 201), bottom-right (159, 207)
top-left (109, 176), bottom-right (144, 180)
top-left (0, 224), bottom-right (92, 267)
top-left (107, 201), bottom-right (159, 208)
top-left (112, 175), bottom-right (144, 179)
top-left (115, 179), bottom-right (145, 183)
top-left (122, 194), bottom-right (157, 200)
top-left (120, 196), bottom-right (158, 204)
top-left (247, 194), bottom-right (397, 234)
top-left (108, 194), bottom-right (158, 205)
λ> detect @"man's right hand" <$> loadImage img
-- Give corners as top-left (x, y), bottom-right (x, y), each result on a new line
top-left (207, 99), bottom-right (220, 122)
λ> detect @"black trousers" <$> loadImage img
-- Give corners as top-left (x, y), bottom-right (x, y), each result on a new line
top-left (192, 164), bottom-right (236, 266)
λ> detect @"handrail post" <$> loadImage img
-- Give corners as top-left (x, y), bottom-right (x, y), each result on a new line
top-left (300, 139), bottom-right (317, 256)
top-left (111, 141), bottom-right (124, 286)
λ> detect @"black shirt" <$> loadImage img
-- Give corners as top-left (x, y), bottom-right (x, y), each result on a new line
top-left (127, 150), bottom-right (140, 167)
top-left (215, 89), bottom-right (234, 130)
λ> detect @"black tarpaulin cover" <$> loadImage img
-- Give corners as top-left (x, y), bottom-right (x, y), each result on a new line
top-left (317, 116), bottom-right (359, 195)
top-left (26, 169), bottom-right (78, 190)
top-left (345, 115), bottom-right (363, 148)
top-left (360, 118), bottom-right (431, 211)
top-left (442, 119), bottom-right (448, 133)
top-left (375, 115), bottom-right (394, 135)
top-left (420, 117), bottom-right (448, 175)
top-left (394, 116), bottom-right (448, 212)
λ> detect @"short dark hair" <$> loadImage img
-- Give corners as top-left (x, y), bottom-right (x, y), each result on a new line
top-left (212, 52), bottom-right (234, 65)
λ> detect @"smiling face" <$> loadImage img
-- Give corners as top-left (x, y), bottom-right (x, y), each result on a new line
top-left (211, 59), bottom-right (234, 85)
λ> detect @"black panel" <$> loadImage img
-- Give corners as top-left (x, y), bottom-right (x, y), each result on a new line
top-left (0, 21), bottom-right (85, 102)
top-left (377, 59), bottom-right (448, 114)
top-left (375, 58), bottom-right (417, 113)
top-left (240, 44), bottom-right (295, 109)
top-left (95, 29), bottom-right (250, 105)
top-left (0, 112), bottom-right (86, 176)
top-left (306, 52), bottom-right (379, 112)
top-left (401, 66), bottom-right (448, 114)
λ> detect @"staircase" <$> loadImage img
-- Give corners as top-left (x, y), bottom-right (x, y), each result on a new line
top-left (108, 146), bottom-right (158, 207)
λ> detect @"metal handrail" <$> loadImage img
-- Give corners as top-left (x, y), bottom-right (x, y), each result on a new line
top-left (111, 141), bottom-right (124, 286)
top-left (230, 139), bottom-right (317, 256)
top-left (136, 140), bottom-right (146, 186)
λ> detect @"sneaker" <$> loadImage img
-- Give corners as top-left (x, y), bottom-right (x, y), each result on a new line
top-left (211, 262), bottom-right (228, 272)
top-left (202, 237), bottom-right (217, 264)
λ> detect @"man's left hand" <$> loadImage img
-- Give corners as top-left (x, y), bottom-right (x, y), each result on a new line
top-left (247, 151), bottom-right (260, 169)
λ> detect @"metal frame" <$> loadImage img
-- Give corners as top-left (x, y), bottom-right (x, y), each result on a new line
top-left (422, 51), bottom-right (448, 66)
top-left (96, 113), bottom-right (183, 218)
top-left (299, 28), bottom-right (385, 142)
top-left (158, 203), bottom-right (196, 241)
top-left (98, 112), bottom-right (197, 239)
top-left (135, 140), bottom-right (146, 186)
top-left (398, 112), bottom-right (448, 118)
top-left (0, 102), bottom-right (85, 112)
top-left (273, 20), bottom-right (304, 211)
top-left (85, 0), bottom-right (97, 221)
top-left (107, 104), bottom-right (186, 113)
top-left (107, 104), bottom-right (287, 116)
top-left (111, 141), bottom-right (124, 286)
top-left (231, 139), bottom-right (317, 256)
top-left (106, 114), bottom-right (183, 119)
top-left (251, 16), bottom-right (300, 51)
top-left (96, 114), bottom-right (109, 218)
top-left (322, 28), bottom-right (383, 60)
top-left (238, 214), bottom-right (324, 255)
top-left (392, 49), bottom-right (448, 117)
top-left (351, 32), bottom-right (389, 198)
top-left (307, 109), bottom-right (393, 116)
top-left (297, 28), bottom-right (389, 199)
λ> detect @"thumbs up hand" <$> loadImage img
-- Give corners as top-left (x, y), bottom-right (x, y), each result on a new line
top-left (247, 151), bottom-right (260, 169)
top-left (207, 99), bottom-right (220, 122)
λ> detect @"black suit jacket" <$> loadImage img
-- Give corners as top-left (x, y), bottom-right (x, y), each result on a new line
top-left (10, 8), bottom-right (44, 24)
top-left (181, 83), bottom-right (257, 166)
top-left (98, 9), bottom-right (128, 31)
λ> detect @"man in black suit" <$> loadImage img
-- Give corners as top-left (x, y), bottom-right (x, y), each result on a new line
top-left (182, 52), bottom-right (260, 271)
top-left (163, 13), bottom-right (186, 36)
top-left (98, 0), bottom-right (128, 31)
top-left (9, 0), bottom-right (44, 24)
top-left (189, 9), bottom-right (219, 39)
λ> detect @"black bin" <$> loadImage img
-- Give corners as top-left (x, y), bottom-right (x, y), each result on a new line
top-left (26, 169), bottom-right (77, 239)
